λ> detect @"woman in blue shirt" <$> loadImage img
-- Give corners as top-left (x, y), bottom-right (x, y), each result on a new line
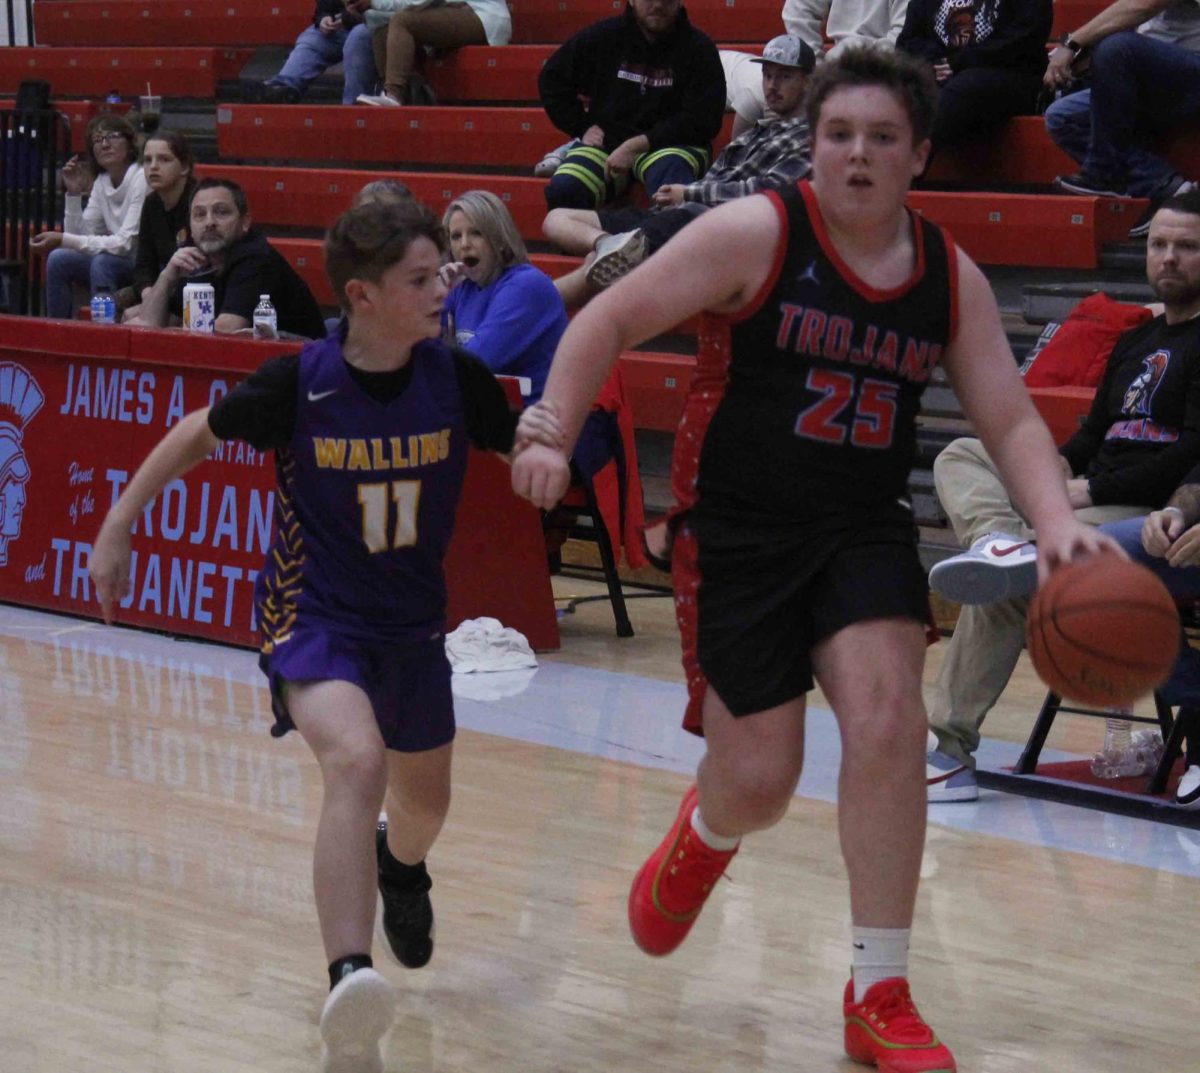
top-left (441, 190), bottom-right (568, 405)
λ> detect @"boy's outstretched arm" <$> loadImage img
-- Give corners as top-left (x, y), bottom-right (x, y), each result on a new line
top-left (90, 408), bottom-right (219, 623)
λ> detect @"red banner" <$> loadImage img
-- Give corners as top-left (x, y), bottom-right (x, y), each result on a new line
top-left (0, 316), bottom-right (559, 649)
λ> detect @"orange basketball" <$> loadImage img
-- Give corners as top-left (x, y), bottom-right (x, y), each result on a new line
top-left (1026, 555), bottom-right (1181, 707)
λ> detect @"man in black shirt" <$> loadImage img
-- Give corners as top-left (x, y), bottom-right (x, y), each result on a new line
top-left (134, 178), bottom-right (326, 339)
top-left (538, 0), bottom-right (725, 211)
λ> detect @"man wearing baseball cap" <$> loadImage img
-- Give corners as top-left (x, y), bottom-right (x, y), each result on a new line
top-left (545, 33), bottom-right (816, 297)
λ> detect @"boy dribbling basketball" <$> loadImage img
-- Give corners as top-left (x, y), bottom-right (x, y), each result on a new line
top-left (89, 199), bottom-right (561, 1073)
top-left (513, 48), bottom-right (1120, 1072)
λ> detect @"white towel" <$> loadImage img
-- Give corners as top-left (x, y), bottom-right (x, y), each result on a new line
top-left (451, 667), bottom-right (537, 701)
top-left (445, 617), bottom-right (537, 673)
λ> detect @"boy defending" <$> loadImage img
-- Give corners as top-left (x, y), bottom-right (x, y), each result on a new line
top-left (90, 199), bottom-right (559, 1072)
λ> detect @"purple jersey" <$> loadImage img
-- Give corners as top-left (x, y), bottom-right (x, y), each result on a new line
top-left (255, 334), bottom-right (471, 649)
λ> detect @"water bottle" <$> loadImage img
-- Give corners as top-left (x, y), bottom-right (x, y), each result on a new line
top-left (90, 286), bottom-right (116, 325)
top-left (1090, 714), bottom-right (1161, 779)
top-left (252, 294), bottom-right (277, 339)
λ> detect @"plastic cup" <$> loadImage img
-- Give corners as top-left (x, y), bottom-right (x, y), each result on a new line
top-left (139, 94), bottom-right (162, 133)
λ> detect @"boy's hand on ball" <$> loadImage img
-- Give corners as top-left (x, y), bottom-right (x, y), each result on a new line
top-left (1034, 520), bottom-right (1126, 586)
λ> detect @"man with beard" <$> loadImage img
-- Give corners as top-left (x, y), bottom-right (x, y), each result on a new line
top-left (135, 178), bottom-right (325, 339)
top-left (926, 189), bottom-right (1200, 802)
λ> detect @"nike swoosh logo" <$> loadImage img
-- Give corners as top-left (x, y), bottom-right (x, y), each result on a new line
top-left (307, 389), bottom-right (337, 402)
top-left (992, 542), bottom-right (1033, 557)
top-left (852, 942), bottom-right (865, 950)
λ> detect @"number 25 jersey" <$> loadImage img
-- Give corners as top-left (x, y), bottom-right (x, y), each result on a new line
top-left (691, 179), bottom-right (958, 538)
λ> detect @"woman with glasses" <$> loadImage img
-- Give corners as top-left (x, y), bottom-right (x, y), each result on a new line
top-left (30, 114), bottom-right (148, 319)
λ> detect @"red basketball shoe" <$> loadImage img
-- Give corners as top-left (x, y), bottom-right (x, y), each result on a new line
top-left (843, 978), bottom-right (956, 1072)
top-left (628, 785), bottom-right (737, 956)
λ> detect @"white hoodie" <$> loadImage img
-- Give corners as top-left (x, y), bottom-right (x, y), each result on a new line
top-left (62, 163), bottom-right (148, 258)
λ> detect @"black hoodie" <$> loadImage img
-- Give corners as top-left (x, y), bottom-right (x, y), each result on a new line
top-left (538, 3), bottom-right (726, 153)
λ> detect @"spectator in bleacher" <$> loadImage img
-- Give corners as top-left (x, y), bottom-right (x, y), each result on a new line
top-left (440, 191), bottom-right (567, 405)
top-left (345, 0), bottom-right (511, 106)
top-left (1044, 0), bottom-right (1199, 238)
top-left (121, 130), bottom-right (197, 323)
top-left (532, 46), bottom-right (773, 178)
top-left (29, 114), bottom-right (147, 321)
top-left (537, 0), bottom-right (725, 211)
top-left (896, 0), bottom-right (1051, 156)
top-left (259, 1), bottom-right (363, 104)
top-left (132, 178), bottom-right (325, 339)
top-left (542, 34), bottom-right (814, 301)
top-left (784, 0), bottom-right (910, 59)
top-left (924, 190), bottom-right (1200, 803)
top-left (353, 177), bottom-right (413, 206)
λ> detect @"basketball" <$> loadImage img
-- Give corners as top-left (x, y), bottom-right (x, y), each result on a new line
top-left (1026, 555), bottom-right (1181, 707)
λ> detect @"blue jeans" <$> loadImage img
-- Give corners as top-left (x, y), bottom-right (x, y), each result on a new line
top-left (269, 24), bottom-right (348, 94)
top-left (1045, 32), bottom-right (1200, 196)
top-left (342, 23), bottom-right (381, 103)
top-left (45, 247), bottom-right (134, 320)
top-left (1100, 515), bottom-right (1200, 705)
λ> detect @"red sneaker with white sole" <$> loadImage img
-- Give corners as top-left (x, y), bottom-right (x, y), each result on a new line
top-left (843, 977), bottom-right (956, 1072)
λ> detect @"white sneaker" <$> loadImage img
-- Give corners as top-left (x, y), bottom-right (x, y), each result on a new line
top-left (926, 746), bottom-right (979, 802)
top-left (928, 532), bottom-right (1037, 604)
top-left (533, 151), bottom-right (565, 177)
top-left (319, 968), bottom-right (395, 1073)
top-left (1176, 763), bottom-right (1200, 808)
top-left (585, 229), bottom-right (648, 289)
top-left (356, 93), bottom-right (401, 107)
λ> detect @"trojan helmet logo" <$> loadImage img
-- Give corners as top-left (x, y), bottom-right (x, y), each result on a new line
top-left (0, 363), bottom-right (45, 567)
top-left (1122, 349), bottom-right (1171, 418)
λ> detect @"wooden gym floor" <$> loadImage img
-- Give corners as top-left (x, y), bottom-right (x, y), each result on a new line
top-left (0, 585), bottom-right (1196, 1073)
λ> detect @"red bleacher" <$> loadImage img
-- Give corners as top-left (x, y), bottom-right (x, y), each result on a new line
top-left (216, 103), bottom-right (564, 167)
top-left (33, 0), bottom-right (1108, 49)
top-left (200, 160), bottom-right (1137, 270)
top-left (928, 116), bottom-right (1200, 187)
top-left (34, 0), bottom-right (790, 49)
top-left (0, 47), bottom-right (237, 98)
top-left (33, 0), bottom-right (312, 48)
top-left (196, 163), bottom-right (546, 238)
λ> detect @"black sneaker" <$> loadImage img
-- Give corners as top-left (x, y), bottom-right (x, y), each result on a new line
top-left (261, 82), bottom-right (300, 105)
top-left (1129, 179), bottom-right (1197, 239)
top-left (375, 820), bottom-right (435, 969)
top-left (404, 72), bottom-right (437, 106)
top-left (1054, 171), bottom-right (1125, 198)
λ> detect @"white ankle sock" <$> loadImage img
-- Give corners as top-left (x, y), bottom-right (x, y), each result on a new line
top-left (689, 806), bottom-right (740, 851)
top-left (851, 927), bottom-right (910, 1002)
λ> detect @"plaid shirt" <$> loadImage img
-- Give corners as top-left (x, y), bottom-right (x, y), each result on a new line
top-left (681, 116), bottom-right (812, 206)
